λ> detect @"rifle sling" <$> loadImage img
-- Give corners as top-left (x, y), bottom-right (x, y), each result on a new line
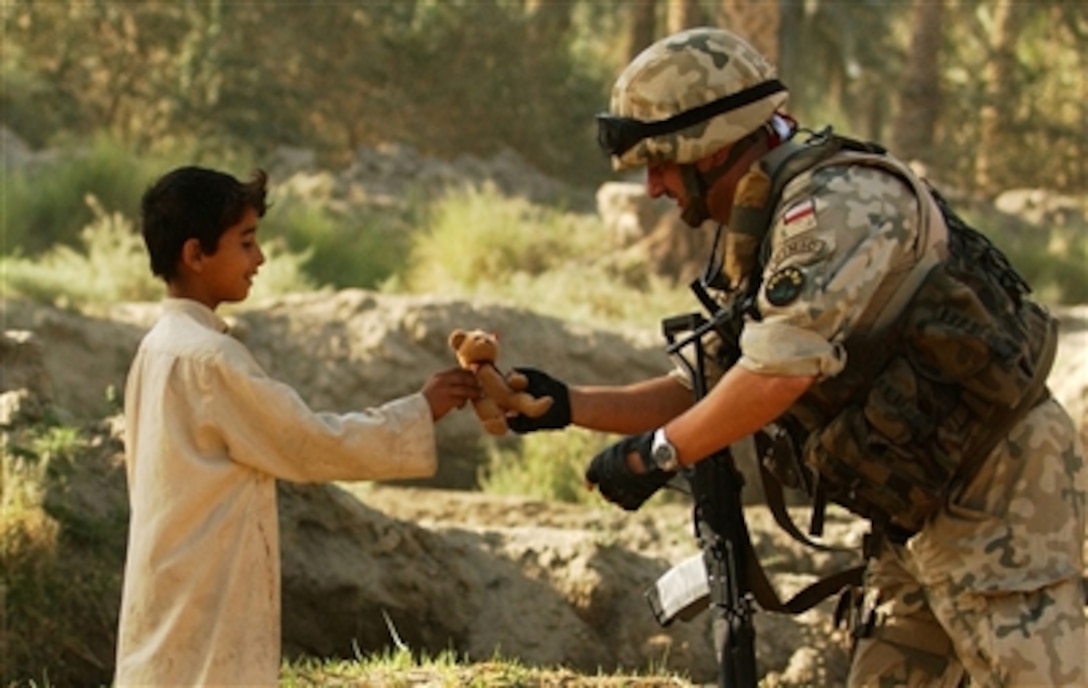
top-left (756, 460), bottom-right (849, 553)
top-left (742, 531), bottom-right (864, 615)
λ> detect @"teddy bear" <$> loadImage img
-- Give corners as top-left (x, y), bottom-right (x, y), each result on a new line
top-left (448, 328), bottom-right (554, 435)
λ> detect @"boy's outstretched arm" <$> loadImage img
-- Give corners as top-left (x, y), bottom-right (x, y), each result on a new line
top-left (422, 367), bottom-right (482, 420)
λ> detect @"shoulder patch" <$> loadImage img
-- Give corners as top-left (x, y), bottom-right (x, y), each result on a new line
top-left (768, 236), bottom-right (830, 270)
top-left (764, 266), bottom-right (806, 307)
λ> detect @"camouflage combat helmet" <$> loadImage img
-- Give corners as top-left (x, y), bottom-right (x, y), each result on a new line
top-left (598, 27), bottom-right (788, 172)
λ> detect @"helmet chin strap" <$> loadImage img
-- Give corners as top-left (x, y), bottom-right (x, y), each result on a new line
top-left (677, 163), bottom-right (733, 227)
top-left (676, 131), bottom-right (763, 228)
top-left (678, 165), bottom-right (713, 227)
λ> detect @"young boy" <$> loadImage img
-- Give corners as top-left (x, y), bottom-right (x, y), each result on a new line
top-left (114, 166), bottom-right (480, 687)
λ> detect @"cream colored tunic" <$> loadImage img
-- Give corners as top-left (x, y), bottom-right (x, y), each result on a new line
top-left (115, 298), bottom-right (437, 687)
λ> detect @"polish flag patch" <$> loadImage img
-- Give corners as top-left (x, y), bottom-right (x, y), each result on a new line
top-left (784, 199), bottom-right (816, 224)
top-left (780, 198), bottom-right (817, 238)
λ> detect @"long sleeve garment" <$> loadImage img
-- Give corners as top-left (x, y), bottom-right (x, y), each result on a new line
top-left (114, 298), bottom-right (437, 687)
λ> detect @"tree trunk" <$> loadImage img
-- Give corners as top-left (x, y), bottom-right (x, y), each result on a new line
top-left (891, 0), bottom-right (943, 168)
top-left (627, 0), bottom-right (659, 63)
top-left (717, 0), bottom-right (780, 64)
top-left (525, 0), bottom-right (572, 46)
top-left (667, 0), bottom-right (704, 34)
top-left (975, 1), bottom-right (1028, 196)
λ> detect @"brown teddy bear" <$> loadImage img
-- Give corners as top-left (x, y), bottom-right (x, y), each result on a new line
top-left (448, 328), bottom-right (554, 435)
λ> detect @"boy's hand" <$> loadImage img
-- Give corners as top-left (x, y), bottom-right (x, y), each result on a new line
top-left (423, 367), bottom-right (482, 421)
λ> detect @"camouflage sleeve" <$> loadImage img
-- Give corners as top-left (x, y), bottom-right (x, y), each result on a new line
top-left (738, 163), bottom-right (921, 379)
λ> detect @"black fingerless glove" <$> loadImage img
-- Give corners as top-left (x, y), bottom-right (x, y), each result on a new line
top-left (505, 367), bottom-right (572, 434)
top-left (584, 432), bottom-right (675, 511)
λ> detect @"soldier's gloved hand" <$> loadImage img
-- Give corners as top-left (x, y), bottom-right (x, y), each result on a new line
top-left (585, 432), bottom-right (675, 511)
top-left (505, 367), bottom-right (572, 433)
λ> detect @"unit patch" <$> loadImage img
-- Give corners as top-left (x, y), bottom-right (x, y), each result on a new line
top-left (769, 236), bottom-right (829, 270)
top-left (764, 266), bottom-right (806, 307)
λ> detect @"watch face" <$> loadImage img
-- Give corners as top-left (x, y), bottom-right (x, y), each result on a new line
top-left (653, 443), bottom-right (675, 464)
top-left (652, 430), bottom-right (677, 470)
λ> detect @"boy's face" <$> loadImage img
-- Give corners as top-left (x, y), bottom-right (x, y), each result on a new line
top-left (187, 207), bottom-right (265, 308)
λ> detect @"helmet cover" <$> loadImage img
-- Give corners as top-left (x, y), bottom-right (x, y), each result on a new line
top-left (607, 27), bottom-right (788, 171)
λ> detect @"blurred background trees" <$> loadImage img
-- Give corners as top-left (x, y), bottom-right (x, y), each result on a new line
top-left (3, 0), bottom-right (1085, 196)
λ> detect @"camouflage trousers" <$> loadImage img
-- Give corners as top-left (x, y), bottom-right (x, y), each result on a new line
top-left (847, 398), bottom-right (1087, 688)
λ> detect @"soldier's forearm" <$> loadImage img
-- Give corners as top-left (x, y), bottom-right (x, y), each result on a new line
top-left (664, 366), bottom-right (814, 468)
top-left (570, 375), bottom-right (693, 435)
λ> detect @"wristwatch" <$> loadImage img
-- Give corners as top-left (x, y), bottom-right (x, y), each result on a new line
top-left (651, 428), bottom-right (681, 472)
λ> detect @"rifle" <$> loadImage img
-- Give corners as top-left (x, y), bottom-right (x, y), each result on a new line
top-left (648, 286), bottom-right (758, 688)
top-left (645, 280), bottom-right (865, 687)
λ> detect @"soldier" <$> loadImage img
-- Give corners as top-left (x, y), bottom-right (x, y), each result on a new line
top-left (508, 27), bottom-right (1086, 687)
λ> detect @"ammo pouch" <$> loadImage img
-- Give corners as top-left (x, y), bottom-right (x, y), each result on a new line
top-left (800, 200), bottom-right (1058, 533)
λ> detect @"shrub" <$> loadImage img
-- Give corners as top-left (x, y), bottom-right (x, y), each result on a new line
top-left (396, 183), bottom-right (692, 331)
top-left (478, 428), bottom-right (618, 505)
top-left (960, 206), bottom-right (1088, 306)
top-left (1, 135), bottom-right (159, 256)
top-left (265, 200), bottom-right (412, 292)
top-left (402, 183), bottom-right (594, 287)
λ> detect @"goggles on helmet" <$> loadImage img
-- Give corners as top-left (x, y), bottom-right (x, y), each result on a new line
top-left (596, 79), bottom-right (786, 159)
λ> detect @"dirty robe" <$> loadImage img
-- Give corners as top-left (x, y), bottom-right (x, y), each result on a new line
top-left (115, 298), bottom-right (437, 687)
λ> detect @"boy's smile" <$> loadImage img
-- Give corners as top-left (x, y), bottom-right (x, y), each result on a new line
top-left (170, 207), bottom-right (266, 309)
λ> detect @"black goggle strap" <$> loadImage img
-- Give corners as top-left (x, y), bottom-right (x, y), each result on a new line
top-left (597, 79), bottom-right (786, 157)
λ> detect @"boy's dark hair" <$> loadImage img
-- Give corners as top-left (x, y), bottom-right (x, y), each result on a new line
top-left (140, 166), bottom-right (269, 281)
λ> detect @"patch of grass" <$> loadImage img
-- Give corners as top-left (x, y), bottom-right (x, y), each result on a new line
top-left (400, 183), bottom-right (597, 289)
top-left (394, 183), bottom-right (692, 333)
top-left (280, 647), bottom-right (694, 687)
top-left (478, 428), bottom-right (619, 506)
top-left (1, 196), bottom-right (162, 307)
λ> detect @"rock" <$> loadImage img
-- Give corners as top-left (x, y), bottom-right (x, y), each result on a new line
top-left (0, 330), bottom-right (53, 423)
top-left (994, 188), bottom-right (1087, 228)
top-left (1053, 306), bottom-right (1088, 448)
top-left (596, 181), bottom-right (665, 246)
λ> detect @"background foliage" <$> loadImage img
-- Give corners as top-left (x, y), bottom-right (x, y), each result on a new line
top-left (3, 1), bottom-right (1086, 195)
top-left (4, 1), bottom-right (1085, 311)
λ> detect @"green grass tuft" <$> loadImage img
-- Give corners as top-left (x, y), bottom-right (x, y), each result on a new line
top-left (478, 428), bottom-right (618, 506)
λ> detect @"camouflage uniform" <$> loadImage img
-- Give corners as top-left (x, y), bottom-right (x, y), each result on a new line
top-left (851, 398), bottom-right (1087, 687)
top-left (604, 26), bottom-right (1086, 687)
top-left (736, 162), bottom-right (1088, 687)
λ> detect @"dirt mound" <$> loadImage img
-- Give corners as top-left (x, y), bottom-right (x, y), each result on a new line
top-left (4, 293), bottom-right (1087, 686)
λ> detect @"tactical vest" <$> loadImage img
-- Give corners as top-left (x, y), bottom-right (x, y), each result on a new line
top-left (732, 132), bottom-right (1058, 535)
